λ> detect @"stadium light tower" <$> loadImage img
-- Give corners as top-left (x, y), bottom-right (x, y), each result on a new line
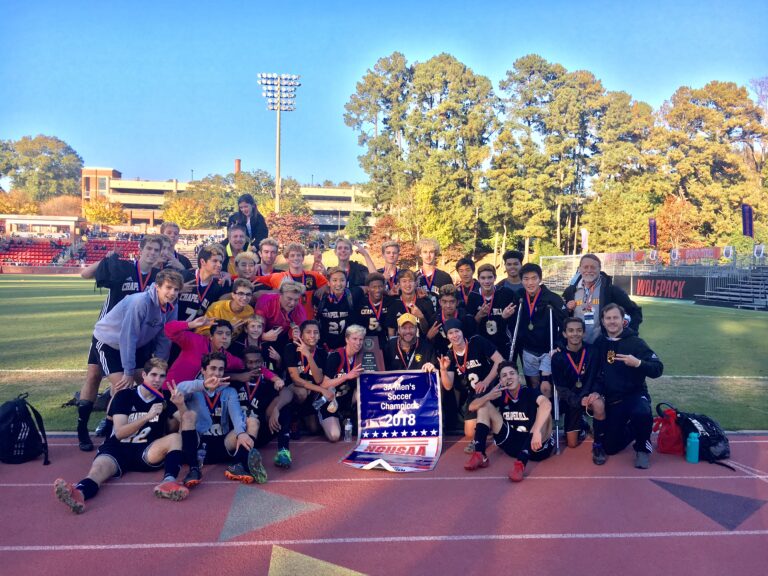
top-left (257, 72), bottom-right (301, 214)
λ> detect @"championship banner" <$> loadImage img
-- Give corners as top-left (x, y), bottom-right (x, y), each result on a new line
top-left (342, 371), bottom-right (442, 473)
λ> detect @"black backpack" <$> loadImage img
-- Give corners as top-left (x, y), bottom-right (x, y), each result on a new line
top-left (0, 394), bottom-right (50, 465)
top-left (675, 407), bottom-right (731, 466)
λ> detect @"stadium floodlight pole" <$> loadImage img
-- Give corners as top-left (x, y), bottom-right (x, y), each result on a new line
top-left (257, 72), bottom-right (301, 214)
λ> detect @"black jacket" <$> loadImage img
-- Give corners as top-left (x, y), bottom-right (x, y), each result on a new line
top-left (593, 328), bottom-right (663, 402)
top-left (562, 271), bottom-right (643, 333)
top-left (514, 284), bottom-right (567, 356)
top-left (227, 210), bottom-right (269, 247)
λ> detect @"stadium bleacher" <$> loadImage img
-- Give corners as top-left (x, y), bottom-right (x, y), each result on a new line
top-left (0, 239), bottom-right (70, 266)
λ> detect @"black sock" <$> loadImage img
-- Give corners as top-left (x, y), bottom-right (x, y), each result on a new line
top-left (163, 450), bottom-right (183, 480)
top-left (278, 410), bottom-right (292, 451)
top-left (235, 436), bottom-right (257, 466)
top-left (593, 419), bottom-right (605, 445)
top-left (181, 430), bottom-right (198, 467)
top-left (474, 423), bottom-right (490, 455)
top-left (75, 478), bottom-right (99, 500)
top-left (76, 400), bottom-right (94, 433)
top-left (518, 450), bottom-right (530, 466)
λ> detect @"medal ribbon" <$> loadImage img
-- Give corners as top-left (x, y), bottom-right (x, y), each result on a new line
top-left (451, 339), bottom-right (469, 374)
top-left (566, 348), bottom-right (586, 380)
top-left (386, 267), bottom-right (399, 290)
top-left (195, 269), bottom-right (213, 304)
top-left (482, 287), bottom-right (496, 314)
top-left (328, 288), bottom-right (349, 304)
top-left (459, 283), bottom-right (472, 306)
top-left (246, 376), bottom-right (262, 403)
top-left (368, 296), bottom-right (383, 322)
top-left (421, 269), bottom-right (435, 293)
top-left (396, 338), bottom-right (419, 369)
top-left (343, 349), bottom-right (358, 373)
top-left (526, 289), bottom-right (541, 324)
top-left (141, 382), bottom-right (165, 402)
top-left (204, 391), bottom-right (222, 414)
top-left (583, 279), bottom-right (599, 310)
top-left (136, 261), bottom-right (151, 292)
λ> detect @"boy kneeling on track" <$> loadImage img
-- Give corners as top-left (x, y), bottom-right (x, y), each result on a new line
top-left (54, 358), bottom-right (194, 514)
top-left (464, 361), bottom-right (554, 482)
top-left (176, 352), bottom-right (268, 486)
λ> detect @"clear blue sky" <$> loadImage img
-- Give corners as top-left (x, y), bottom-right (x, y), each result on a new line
top-left (1, 0), bottom-right (766, 186)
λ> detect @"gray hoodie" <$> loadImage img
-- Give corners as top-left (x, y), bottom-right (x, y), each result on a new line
top-left (92, 283), bottom-right (178, 372)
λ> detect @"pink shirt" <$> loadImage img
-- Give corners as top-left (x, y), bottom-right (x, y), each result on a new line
top-left (164, 321), bottom-right (244, 388)
top-left (254, 293), bottom-right (307, 332)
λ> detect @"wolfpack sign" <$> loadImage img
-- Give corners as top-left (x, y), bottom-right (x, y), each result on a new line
top-left (342, 371), bottom-right (442, 473)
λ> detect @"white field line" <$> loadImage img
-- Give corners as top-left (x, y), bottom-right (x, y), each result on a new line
top-left (2, 529), bottom-right (768, 552)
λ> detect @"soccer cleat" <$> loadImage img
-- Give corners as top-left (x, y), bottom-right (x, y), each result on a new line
top-left (274, 448), bottom-right (292, 469)
top-left (183, 467), bottom-right (202, 488)
top-left (225, 463), bottom-right (255, 484)
top-left (248, 448), bottom-right (268, 483)
top-left (94, 418), bottom-right (108, 437)
top-left (153, 480), bottom-right (189, 501)
top-left (592, 444), bottom-right (607, 466)
top-left (464, 451), bottom-right (489, 471)
top-left (464, 440), bottom-right (477, 454)
top-left (54, 478), bottom-right (85, 514)
top-left (509, 460), bottom-right (525, 482)
top-left (77, 429), bottom-right (94, 452)
top-left (634, 451), bottom-right (650, 469)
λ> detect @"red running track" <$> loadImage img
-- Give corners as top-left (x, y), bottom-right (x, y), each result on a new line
top-left (1, 435), bottom-right (766, 576)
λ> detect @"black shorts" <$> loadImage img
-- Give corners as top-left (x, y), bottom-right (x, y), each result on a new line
top-left (493, 421), bottom-right (553, 462)
top-left (199, 434), bottom-right (236, 464)
top-left (87, 337), bottom-right (153, 376)
top-left (96, 441), bottom-right (163, 477)
top-left (555, 386), bottom-right (585, 433)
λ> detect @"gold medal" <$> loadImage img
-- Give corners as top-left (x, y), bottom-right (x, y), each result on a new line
top-left (607, 350), bottom-right (616, 364)
top-left (528, 323), bottom-right (534, 330)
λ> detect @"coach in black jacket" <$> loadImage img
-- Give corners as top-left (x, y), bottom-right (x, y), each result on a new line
top-left (563, 254), bottom-right (642, 344)
top-left (593, 303), bottom-right (663, 470)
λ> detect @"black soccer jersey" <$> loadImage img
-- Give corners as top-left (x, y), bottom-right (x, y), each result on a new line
top-left (430, 312), bottom-right (477, 355)
top-left (344, 261), bottom-right (369, 288)
top-left (447, 335), bottom-right (499, 393)
top-left (352, 292), bottom-right (391, 348)
top-left (476, 287), bottom-right (517, 354)
top-left (456, 285), bottom-right (484, 316)
top-left (551, 345), bottom-right (599, 395)
top-left (385, 296), bottom-right (435, 333)
top-left (103, 387), bottom-right (176, 446)
top-left (176, 269), bottom-right (229, 323)
top-left (416, 268), bottom-right (453, 310)
top-left (232, 376), bottom-right (278, 419)
top-left (284, 343), bottom-right (328, 386)
top-left (201, 390), bottom-right (226, 436)
top-left (314, 288), bottom-right (360, 350)
top-left (492, 386), bottom-right (542, 432)
top-left (325, 349), bottom-right (359, 401)
top-left (94, 254), bottom-right (159, 319)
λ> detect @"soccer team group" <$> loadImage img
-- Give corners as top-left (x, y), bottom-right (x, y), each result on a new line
top-left (53, 196), bottom-right (663, 514)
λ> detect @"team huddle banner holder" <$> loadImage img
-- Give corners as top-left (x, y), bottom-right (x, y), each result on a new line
top-left (341, 371), bottom-right (442, 473)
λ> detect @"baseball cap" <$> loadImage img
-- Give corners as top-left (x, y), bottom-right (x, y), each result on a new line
top-left (397, 313), bottom-right (419, 327)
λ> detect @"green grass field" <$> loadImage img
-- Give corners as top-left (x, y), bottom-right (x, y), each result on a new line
top-left (1, 275), bottom-right (766, 431)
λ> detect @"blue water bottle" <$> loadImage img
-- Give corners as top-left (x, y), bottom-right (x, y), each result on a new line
top-left (686, 432), bottom-right (699, 463)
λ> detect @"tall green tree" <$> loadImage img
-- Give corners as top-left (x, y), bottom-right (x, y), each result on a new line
top-left (0, 135), bottom-right (83, 201)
